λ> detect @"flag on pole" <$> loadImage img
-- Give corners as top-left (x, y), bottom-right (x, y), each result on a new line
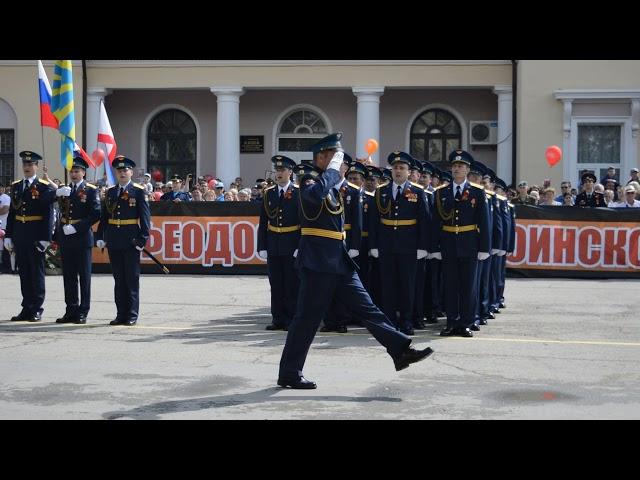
top-left (37, 60), bottom-right (58, 129)
top-left (98, 101), bottom-right (117, 185)
top-left (50, 60), bottom-right (77, 171)
top-left (73, 142), bottom-right (96, 168)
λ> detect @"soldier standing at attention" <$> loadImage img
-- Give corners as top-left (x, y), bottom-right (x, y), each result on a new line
top-left (4, 151), bottom-right (57, 322)
top-left (96, 156), bottom-right (150, 326)
top-left (54, 156), bottom-right (101, 324)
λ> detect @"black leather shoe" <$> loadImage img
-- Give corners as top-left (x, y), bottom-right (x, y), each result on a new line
top-left (320, 325), bottom-right (338, 332)
top-left (393, 346), bottom-right (434, 371)
top-left (486, 312), bottom-right (495, 320)
top-left (401, 327), bottom-right (415, 336)
top-left (75, 315), bottom-right (87, 324)
top-left (414, 321), bottom-right (427, 330)
top-left (479, 318), bottom-right (488, 326)
top-left (436, 311), bottom-right (446, 318)
top-left (458, 327), bottom-right (474, 338)
top-left (425, 316), bottom-right (438, 324)
top-left (499, 302), bottom-right (506, 309)
top-left (265, 323), bottom-right (286, 331)
top-left (110, 318), bottom-right (125, 325)
top-left (27, 313), bottom-right (42, 322)
top-left (56, 315), bottom-right (77, 324)
top-left (470, 324), bottom-right (480, 331)
top-left (493, 308), bottom-right (501, 314)
top-left (10, 312), bottom-right (28, 322)
top-left (439, 327), bottom-right (456, 336)
top-left (124, 319), bottom-right (137, 326)
top-left (277, 376), bottom-right (317, 389)
top-left (335, 325), bottom-right (348, 333)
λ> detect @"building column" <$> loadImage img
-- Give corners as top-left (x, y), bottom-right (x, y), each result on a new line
top-left (352, 87), bottom-right (384, 165)
top-left (211, 87), bottom-right (244, 184)
top-left (493, 85), bottom-right (513, 182)
top-left (86, 87), bottom-right (110, 178)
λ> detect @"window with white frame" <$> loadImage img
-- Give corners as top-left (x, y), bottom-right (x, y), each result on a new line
top-left (276, 108), bottom-right (328, 163)
top-left (577, 124), bottom-right (622, 184)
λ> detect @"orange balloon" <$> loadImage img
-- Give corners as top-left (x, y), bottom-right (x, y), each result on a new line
top-left (545, 145), bottom-right (562, 167)
top-left (365, 139), bottom-right (379, 155)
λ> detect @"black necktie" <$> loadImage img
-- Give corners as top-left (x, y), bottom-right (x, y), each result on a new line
top-left (24, 179), bottom-right (30, 191)
top-left (455, 185), bottom-right (462, 200)
top-left (71, 183), bottom-right (77, 195)
top-left (119, 187), bottom-right (124, 197)
top-left (396, 185), bottom-right (401, 201)
top-left (279, 189), bottom-right (284, 202)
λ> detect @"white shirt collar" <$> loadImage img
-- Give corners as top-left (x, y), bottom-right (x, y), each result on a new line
top-left (118, 181), bottom-right (131, 190)
top-left (25, 174), bottom-right (37, 184)
top-left (278, 181), bottom-right (291, 193)
top-left (72, 180), bottom-right (83, 189)
top-left (392, 181), bottom-right (407, 190)
top-left (453, 179), bottom-right (467, 191)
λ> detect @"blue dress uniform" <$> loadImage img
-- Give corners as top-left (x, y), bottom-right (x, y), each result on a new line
top-left (575, 172), bottom-right (608, 207)
top-left (55, 157), bottom-right (101, 324)
top-left (96, 156), bottom-right (151, 326)
top-left (369, 152), bottom-right (430, 336)
top-left (323, 159), bottom-right (364, 332)
top-left (360, 165), bottom-right (384, 305)
top-left (426, 167), bottom-right (445, 322)
top-left (278, 133), bottom-right (433, 389)
top-left (432, 150), bottom-right (490, 337)
top-left (494, 178), bottom-right (516, 310)
top-left (257, 155), bottom-right (300, 331)
top-left (409, 158), bottom-right (434, 330)
top-left (5, 151), bottom-right (56, 321)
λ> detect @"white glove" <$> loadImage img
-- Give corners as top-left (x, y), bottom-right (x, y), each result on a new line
top-left (293, 249), bottom-right (298, 258)
top-left (497, 250), bottom-right (507, 256)
top-left (429, 252), bottom-right (442, 260)
top-left (478, 252), bottom-right (490, 261)
top-left (3, 238), bottom-right (13, 251)
top-left (258, 250), bottom-right (268, 260)
top-left (369, 248), bottom-right (379, 258)
top-left (96, 240), bottom-right (106, 249)
top-left (327, 151), bottom-right (344, 172)
top-left (36, 241), bottom-right (50, 252)
top-left (490, 249), bottom-right (500, 255)
top-left (135, 245), bottom-right (144, 251)
top-left (417, 249), bottom-right (428, 260)
top-left (348, 249), bottom-right (359, 258)
top-left (56, 186), bottom-right (71, 197)
top-left (62, 224), bottom-right (77, 236)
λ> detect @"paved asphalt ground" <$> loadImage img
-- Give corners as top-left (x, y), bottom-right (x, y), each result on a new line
top-left (0, 273), bottom-right (638, 419)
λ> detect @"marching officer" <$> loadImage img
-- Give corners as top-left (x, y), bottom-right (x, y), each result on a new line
top-left (96, 155), bottom-right (150, 326)
top-left (369, 151), bottom-right (430, 336)
top-left (575, 172), bottom-right (608, 207)
top-left (278, 133), bottom-right (433, 389)
top-left (257, 155), bottom-right (301, 331)
top-left (494, 178), bottom-right (515, 311)
top-left (54, 156), bottom-right (101, 324)
top-left (322, 155), bottom-right (364, 333)
top-left (4, 151), bottom-right (57, 322)
top-left (431, 150), bottom-right (490, 338)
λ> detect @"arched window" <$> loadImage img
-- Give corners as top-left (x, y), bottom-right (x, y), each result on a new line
top-left (147, 108), bottom-right (196, 183)
top-left (276, 108), bottom-right (328, 163)
top-left (410, 108), bottom-right (462, 167)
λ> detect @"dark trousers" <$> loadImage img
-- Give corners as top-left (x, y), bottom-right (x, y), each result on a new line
top-left (267, 255), bottom-right (298, 327)
top-left (107, 247), bottom-right (140, 321)
top-left (355, 248), bottom-right (370, 296)
top-left (442, 255), bottom-right (479, 329)
top-left (61, 245), bottom-right (92, 317)
top-left (379, 254), bottom-right (417, 330)
top-left (14, 243), bottom-right (45, 316)
top-left (430, 259), bottom-right (444, 315)
top-left (278, 267), bottom-right (411, 381)
top-left (497, 255), bottom-right (507, 304)
top-left (476, 256), bottom-right (492, 322)
top-left (413, 258), bottom-right (427, 325)
top-left (369, 257), bottom-right (382, 308)
top-left (1, 248), bottom-right (11, 273)
top-left (490, 255), bottom-right (501, 310)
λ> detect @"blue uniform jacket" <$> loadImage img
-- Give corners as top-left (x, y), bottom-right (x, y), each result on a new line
top-left (361, 190), bottom-right (375, 253)
top-left (432, 181), bottom-right (490, 258)
top-left (296, 168), bottom-right (356, 275)
top-left (160, 190), bottom-right (192, 202)
top-left (487, 191), bottom-right (504, 251)
top-left (257, 183), bottom-right (301, 256)
top-left (369, 181), bottom-right (429, 255)
top-left (338, 180), bottom-right (363, 252)
top-left (96, 182), bottom-right (151, 249)
top-left (55, 180), bottom-right (101, 249)
top-left (5, 178), bottom-right (56, 243)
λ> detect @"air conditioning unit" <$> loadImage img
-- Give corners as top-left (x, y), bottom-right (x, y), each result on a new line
top-left (469, 121), bottom-right (498, 145)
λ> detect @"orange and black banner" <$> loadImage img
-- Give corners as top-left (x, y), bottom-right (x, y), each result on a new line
top-left (93, 202), bottom-right (268, 275)
top-left (507, 206), bottom-right (640, 278)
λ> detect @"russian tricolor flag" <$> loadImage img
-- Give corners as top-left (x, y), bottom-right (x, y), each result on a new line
top-left (37, 60), bottom-right (58, 130)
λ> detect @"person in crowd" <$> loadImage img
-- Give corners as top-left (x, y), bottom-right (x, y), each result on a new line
top-left (540, 188), bottom-right (561, 206)
top-left (555, 181), bottom-right (572, 203)
top-left (562, 192), bottom-right (574, 206)
top-left (511, 181), bottom-right (537, 205)
top-left (612, 185), bottom-right (640, 207)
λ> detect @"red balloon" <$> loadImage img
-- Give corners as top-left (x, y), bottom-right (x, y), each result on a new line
top-left (151, 170), bottom-right (163, 182)
top-left (545, 145), bottom-right (562, 167)
top-left (365, 138), bottom-right (379, 155)
top-left (208, 179), bottom-right (217, 189)
top-left (91, 148), bottom-right (106, 167)
top-left (152, 191), bottom-right (162, 201)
